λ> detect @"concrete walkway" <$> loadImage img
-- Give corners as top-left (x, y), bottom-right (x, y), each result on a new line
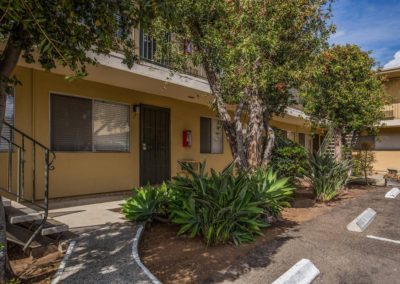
top-left (48, 194), bottom-right (154, 284)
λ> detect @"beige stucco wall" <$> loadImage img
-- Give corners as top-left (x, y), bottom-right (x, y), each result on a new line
top-left (0, 66), bottom-right (312, 198)
top-left (371, 127), bottom-right (400, 172)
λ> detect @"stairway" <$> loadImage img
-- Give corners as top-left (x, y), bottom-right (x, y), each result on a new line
top-left (319, 129), bottom-right (359, 160)
top-left (0, 121), bottom-right (69, 256)
top-left (2, 197), bottom-right (69, 257)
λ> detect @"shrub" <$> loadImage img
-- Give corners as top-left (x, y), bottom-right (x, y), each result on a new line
top-left (352, 142), bottom-right (376, 185)
top-left (169, 162), bottom-right (293, 245)
top-left (169, 162), bottom-right (267, 245)
top-left (122, 183), bottom-right (169, 223)
top-left (270, 131), bottom-right (308, 179)
top-left (306, 152), bottom-right (351, 202)
top-left (250, 168), bottom-right (294, 218)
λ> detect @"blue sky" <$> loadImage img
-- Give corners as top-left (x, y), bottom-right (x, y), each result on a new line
top-left (330, 0), bottom-right (400, 69)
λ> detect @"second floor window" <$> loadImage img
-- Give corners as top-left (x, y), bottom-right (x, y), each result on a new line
top-left (200, 117), bottom-right (223, 154)
top-left (0, 92), bottom-right (15, 151)
top-left (51, 93), bottom-right (130, 152)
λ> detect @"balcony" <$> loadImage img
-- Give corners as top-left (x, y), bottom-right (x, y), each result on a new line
top-left (138, 30), bottom-right (206, 79)
top-left (383, 103), bottom-right (400, 120)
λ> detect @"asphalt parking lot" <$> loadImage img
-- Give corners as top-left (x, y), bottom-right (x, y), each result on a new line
top-left (227, 187), bottom-right (400, 284)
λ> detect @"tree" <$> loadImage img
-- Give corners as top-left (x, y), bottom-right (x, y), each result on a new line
top-left (353, 142), bottom-right (376, 185)
top-left (300, 44), bottom-right (387, 161)
top-left (150, 0), bottom-right (333, 171)
top-left (0, 1), bottom-right (159, 281)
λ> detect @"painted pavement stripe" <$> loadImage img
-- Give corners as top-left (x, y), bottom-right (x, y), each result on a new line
top-left (366, 235), bottom-right (400, 245)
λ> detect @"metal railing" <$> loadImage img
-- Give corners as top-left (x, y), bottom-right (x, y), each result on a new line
top-left (0, 121), bottom-right (55, 250)
top-left (383, 103), bottom-right (400, 119)
top-left (138, 29), bottom-right (207, 79)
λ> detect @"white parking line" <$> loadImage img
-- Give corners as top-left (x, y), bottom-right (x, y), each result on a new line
top-left (366, 235), bottom-right (400, 245)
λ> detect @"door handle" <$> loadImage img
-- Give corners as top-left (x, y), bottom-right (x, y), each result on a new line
top-left (142, 143), bottom-right (147, 151)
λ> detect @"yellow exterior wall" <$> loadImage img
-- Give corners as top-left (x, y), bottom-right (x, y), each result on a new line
top-left (371, 127), bottom-right (400, 172)
top-left (2, 66), bottom-right (313, 198)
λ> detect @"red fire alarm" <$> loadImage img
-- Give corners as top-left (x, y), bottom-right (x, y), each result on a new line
top-left (182, 130), bottom-right (192, 147)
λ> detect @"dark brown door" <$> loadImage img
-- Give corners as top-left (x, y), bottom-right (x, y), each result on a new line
top-left (140, 105), bottom-right (170, 185)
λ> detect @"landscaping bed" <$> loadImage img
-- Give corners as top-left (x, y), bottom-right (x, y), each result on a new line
top-left (139, 186), bottom-right (374, 283)
top-left (8, 243), bottom-right (63, 284)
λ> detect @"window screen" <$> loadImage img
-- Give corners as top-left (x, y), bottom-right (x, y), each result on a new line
top-left (51, 94), bottom-right (130, 152)
top-left (0, 93), bottom-right (15, 151)
top-left (93, 101), bottom-right (130, 152)
top-left (51, 94), bottom-right (92, 151)
top-left (200, 117), bottom-right (223, 154)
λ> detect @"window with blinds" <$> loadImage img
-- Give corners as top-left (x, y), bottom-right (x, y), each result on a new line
top-left (93, 101), bottom-right (130, 152)
top-left (50, 93), bottom-right (130, 152)
top-left (0, 93), bottom-right (15, 151)
top-left (200, 117), bottom-right (223, 154)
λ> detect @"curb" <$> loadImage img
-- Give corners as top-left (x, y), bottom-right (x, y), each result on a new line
top-left (51, 240), bottom-right (77, 284)
top-left (272, 258), bottom-right (320, 284)
top-left (385, 187), bottom-right (400, 199)
top-left (132, 223), bottom-right (161, 284)
top-left (347, 208), bottom-right (376, 232)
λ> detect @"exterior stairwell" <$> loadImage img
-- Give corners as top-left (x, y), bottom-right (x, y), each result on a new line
top-left (318, 128), bottom-right (359, 160)
top-left (0, 121), bottom-right (69, 256)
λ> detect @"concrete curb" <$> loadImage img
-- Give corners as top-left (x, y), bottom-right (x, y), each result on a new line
top-left (385, 187), bottom-right (400, 199)
top-left (51, 240), bottom-right (77, 284)
top-left (132, 223), bottom-right (161, 284)
top-left (347, 208), bottom-right (376, 232)
top-left (272, 258), bottom-right (320, 284)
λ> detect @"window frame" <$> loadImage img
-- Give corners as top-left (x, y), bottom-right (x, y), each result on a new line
top-left (200, 116), bottom-right (224, 154)
top-left (49, 92), bottom-right (131, 153)
top-left (0, 88), bottom-right (15, 152)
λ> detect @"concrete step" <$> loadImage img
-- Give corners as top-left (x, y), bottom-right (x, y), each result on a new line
top-left (6, 222), bottom-right (58, 258)
top-left (32, 219), bottom-right (69, 236)
top-left (2, 197), bottom-right (11, 207)
top-left (5, 206), bottom-right (42, 224)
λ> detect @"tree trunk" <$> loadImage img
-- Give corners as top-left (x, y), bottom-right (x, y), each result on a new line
top-left (246, 92), bottom-right (264, 171)
top-left (0, 34), bottom-right (21, 283)
top-left (333, 127), bottom-right (342, 162)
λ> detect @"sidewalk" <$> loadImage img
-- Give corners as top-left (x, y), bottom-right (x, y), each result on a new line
top-left (49, 194), bottom-right (154, 284)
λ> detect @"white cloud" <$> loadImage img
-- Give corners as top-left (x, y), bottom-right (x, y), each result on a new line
top-left (330, 30), bottom-right (345, 40)
top-left (384, 50), bottom-right (400, 69)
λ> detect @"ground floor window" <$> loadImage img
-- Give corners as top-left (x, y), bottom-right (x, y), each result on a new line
top-left (0, 92), bottom-right (15, 151)
top-left (200, 117), bottom-right (223, 154)
top-left (50, 93), bottom-right (130, 152)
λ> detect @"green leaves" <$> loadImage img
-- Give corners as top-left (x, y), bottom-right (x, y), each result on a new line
top-left (0, 0), bottom-right (161, 78)
top-left (169, 161), bottom-right (293, 246)
top-left (300, 44), bottom-right (387, 135)
top-left (122, 182), bottom-right (169, 223)
top-left (270, 131), bottom-right (309, 179)
top-left (306, 152), bottom-right (351, 202)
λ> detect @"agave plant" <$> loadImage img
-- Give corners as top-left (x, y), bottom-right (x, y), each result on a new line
top-left (250, 168), bottom-right (294, 217)
top-left (169, 162), bottom-right (267, 245)
top-left (122, 183), bottom-right (169, 222)
top-left (306, 152), bottom-right (351, 202)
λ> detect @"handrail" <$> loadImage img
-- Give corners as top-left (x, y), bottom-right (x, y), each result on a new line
top-left (0, 120), bottom-right (56, 251)
top-left (318, 127), bottom-right (334, 155)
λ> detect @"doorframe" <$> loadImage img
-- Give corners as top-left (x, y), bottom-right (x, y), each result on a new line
top-left (139, 104), bottom-right (171, 186)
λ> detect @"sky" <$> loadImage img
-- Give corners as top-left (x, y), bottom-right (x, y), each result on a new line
top-left (329, 0), bottom-right (400, 69)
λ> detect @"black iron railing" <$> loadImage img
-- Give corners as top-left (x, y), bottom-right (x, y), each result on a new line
top-left (138, 29), bottom-right (207, 79)
top-left (0, 121), bottom-right (55, 250)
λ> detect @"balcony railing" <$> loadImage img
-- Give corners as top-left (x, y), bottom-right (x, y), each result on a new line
top-left (383, 103), bottom-right (400, 119)
top-left (138, 29), bottom-right (207, 79)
